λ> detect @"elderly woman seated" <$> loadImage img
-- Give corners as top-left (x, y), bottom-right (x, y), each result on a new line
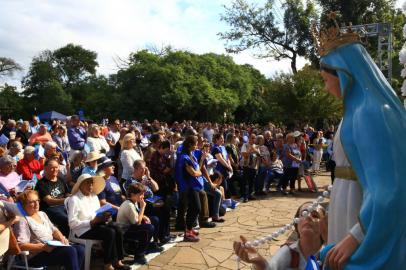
top-left (16, 146), bottom-right (43, 181)
top-left (13, 190), bottom-right (84, 270)
top-left (234, 202), bottom-right (326, 270)
top-left (0, 156), bottom-right (20, 197)
top-left (8, 141), bottom-right (24, 161)
top-left (66, 174), bottom-right (130, 270)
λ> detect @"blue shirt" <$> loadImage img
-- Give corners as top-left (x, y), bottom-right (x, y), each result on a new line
top-left (180, 153), bottom-right (204, 191)
top-left (68, 126), bottom-right (87, 150)
top-left (82, 166), bottom-right (96, 176)
top-left (211, 144), bottom-right (228, 176)
top-left (98, 176), bottom-right (123, 206)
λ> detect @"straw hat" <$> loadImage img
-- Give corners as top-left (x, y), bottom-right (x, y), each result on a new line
top-left (84, 151), bottom-right (104, 163)
top-left (71, 173), bottom-right (105, 195)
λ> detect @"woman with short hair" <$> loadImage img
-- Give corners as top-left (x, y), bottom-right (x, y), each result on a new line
top-left (13, 190), bottom-right (84, 270)
top-left (0, 155), bottom-right (20, 195)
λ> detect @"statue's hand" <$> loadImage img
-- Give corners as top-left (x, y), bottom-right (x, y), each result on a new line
top-left (325, 234), bottom-right (359, 270)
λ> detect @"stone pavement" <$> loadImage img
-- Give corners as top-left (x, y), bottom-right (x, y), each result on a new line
top-left (137, 172), bottom-right (332, 270)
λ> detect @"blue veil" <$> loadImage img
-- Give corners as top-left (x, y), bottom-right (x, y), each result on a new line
top-left (320, 42), bottom-right (406, 269)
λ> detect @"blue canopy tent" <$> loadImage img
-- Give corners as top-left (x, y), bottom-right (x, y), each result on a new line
top-left (37, 111), bottom-right (67, 121)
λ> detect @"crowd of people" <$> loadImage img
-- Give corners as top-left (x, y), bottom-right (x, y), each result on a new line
top-left (0, 115), bottom-right (336, 269)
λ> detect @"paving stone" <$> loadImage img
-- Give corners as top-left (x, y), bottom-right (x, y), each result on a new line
top-left (171, 247), bottom-right (206, 265)
top-left (135, 173), bottom-right (331, 269)
top-left (203, 247), bottom-right (233, 263)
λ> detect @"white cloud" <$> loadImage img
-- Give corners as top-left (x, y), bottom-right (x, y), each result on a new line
top-left (0, 0), bottom-right (302, 87)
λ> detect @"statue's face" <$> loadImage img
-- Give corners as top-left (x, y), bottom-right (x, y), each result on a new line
top-left (321, 70), bottom-right (342, 99)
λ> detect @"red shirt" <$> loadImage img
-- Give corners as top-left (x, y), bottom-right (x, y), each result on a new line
top-left (16, 158), bottom-right (43, 180)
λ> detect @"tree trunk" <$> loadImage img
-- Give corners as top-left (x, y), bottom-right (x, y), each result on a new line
top-left (291, 52), bottom-right (297, 74)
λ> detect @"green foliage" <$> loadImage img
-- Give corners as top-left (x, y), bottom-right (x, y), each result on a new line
top-left (0, 84), bottom-right (24, 118)
top-left (116, 50), bottom-right (249, 122)
top-left (219, 0), bottom-right (318, 73)
top-left (261, 66), bottom-right (342, 125)
top-left (317, 0), bottom-right (406, 91)
top-left (52, 43), bottom-right (98, 87)
top-left (6, 44), bottom-right (341, 125)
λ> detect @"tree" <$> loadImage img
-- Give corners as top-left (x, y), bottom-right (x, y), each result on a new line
top-left (264, 66), bottom-right (342, 125)
top-left (317, 0), bottom-right (405, 91)
top-left (0, 84), bottom-right (24, 118)
top-left (316, 0), bottom-right (396, 25)
top-left (219, 0), bottom-right (318, 73)
top-left (116, 49), bottom-right (255, 122)
top-left (21, 52), bottom-right (72, 114)
top-left (0, 57), bottom-right (22, 77)
top-left (21, 44), bottom-right (100, 117)
top-left (52, 43), bottom-right (98, 88)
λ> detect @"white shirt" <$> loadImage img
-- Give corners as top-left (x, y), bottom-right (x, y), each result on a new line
top-left (266, 241), bottom-right (307, 270)
top-left (66, 191), bottom-right (100, 237)
top-left (120, 149), bottom-right (142, 180)
top-left (117, 200), bottom-right (139, 225)
top-left (105, 131), bottom-right (120, 157)
top-left (87, 136), bottom-right (110, 154)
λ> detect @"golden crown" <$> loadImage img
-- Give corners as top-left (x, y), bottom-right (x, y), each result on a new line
top-left (312, 12), bottom-right (361, 56)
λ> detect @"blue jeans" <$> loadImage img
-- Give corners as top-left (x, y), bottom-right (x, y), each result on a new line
top-left (265, 170), bottom-right (284, 189)
top-left (255, 166), bottom-right (268, 193)
top-left (204, 181), bottom-right (222, 218)
top-left (29, 244), bottom-right (84, 270)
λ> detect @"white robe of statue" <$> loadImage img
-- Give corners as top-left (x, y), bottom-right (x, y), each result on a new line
top-left (328, 121), bottom-right (364, 245)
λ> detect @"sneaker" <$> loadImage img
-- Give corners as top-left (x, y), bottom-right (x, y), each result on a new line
top-left (184, 230), bottom-right (200, 242)
top-left (200, 221), bottom-right (216, 228)
top-left (242, 197), bottom-right (248, 203)
top-left (248, 195), bottom-right (257, 200)
top-left (230, 200), bottom-right (239, 209)
top-left (192, 229), bottom-right (199, 236)
top-left (147, 242), bottom-right (164, 253)
top-left (133, 254), bottom-right (147, 265)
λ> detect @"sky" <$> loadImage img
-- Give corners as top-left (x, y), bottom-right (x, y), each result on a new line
top-left (0, 0), bottom-right (404, 87)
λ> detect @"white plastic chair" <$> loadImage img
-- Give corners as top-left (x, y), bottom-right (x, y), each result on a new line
top-left (67, 230), bottom-right (101, 270)
top-left (7, 251), bottom-right (45, 270)
top-left (64, 198), bottom-right (102, 270)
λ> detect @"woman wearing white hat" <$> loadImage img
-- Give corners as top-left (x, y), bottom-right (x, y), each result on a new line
top-left (66, 174), bottom-right (130, 270)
